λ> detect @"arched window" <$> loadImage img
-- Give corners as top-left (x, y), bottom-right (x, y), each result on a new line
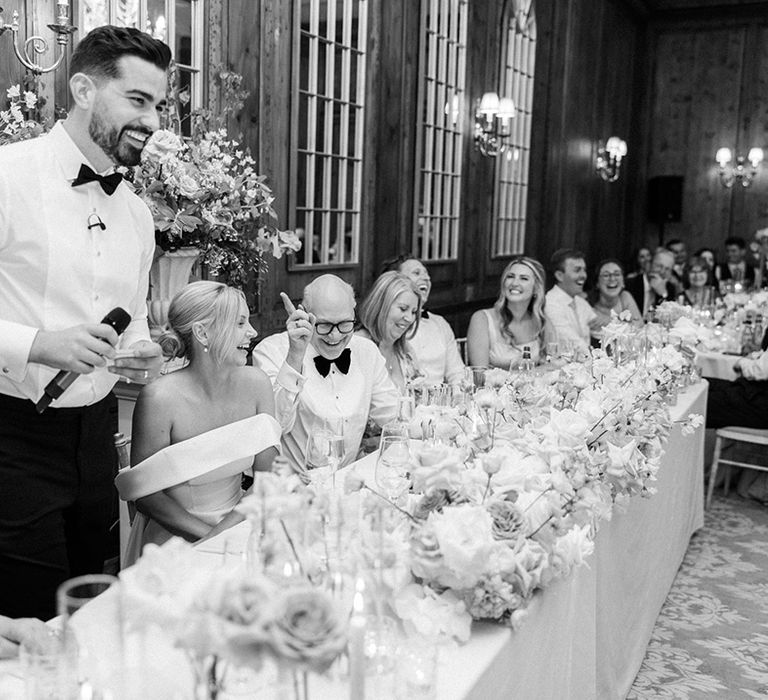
top-left (291, 0), bottom-right (369, 267)
top-left (413, 0), bottom-right (468, 262)
top-left (78, 0), bottom-right (205, 123)
top-left (493, 0), bottom-right (536, 257)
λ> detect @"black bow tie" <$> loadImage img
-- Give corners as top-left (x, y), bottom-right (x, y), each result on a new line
top-left (313, 348), bottom-right (351, 377)
top-left (71, 164), bottom-right (123, 196)
top-left (421, 309), bottom-right (430, 319)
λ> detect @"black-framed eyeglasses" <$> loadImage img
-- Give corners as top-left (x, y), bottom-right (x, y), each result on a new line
top-left (314, 320), bottom-right (355, 336)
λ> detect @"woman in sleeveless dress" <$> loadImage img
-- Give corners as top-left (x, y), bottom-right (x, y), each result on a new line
top-left (357, 271), bottom-right (425, 392)
top-left (124, 281), bottom-right (279, 559)
top-left (467, 256), bottom-right (546, 369)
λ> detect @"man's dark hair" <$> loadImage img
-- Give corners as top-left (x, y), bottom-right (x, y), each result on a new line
top-left (70, 25), bottom-right (172, 81)
top-left (664, 238), bottom-right (684, 248)
top-left (549, 248), bottom-right (585, 274)
top-left (724, 236), bottom-right (746, 249)
top-left (380, 253), bottom-right (417, 275)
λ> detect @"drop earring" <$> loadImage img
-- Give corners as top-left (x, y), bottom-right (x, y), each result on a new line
top-left (203, 345), bottom-right (209, 353)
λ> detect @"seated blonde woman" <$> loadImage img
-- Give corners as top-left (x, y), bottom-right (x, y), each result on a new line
top-left (588, 259), bottom-right (642, 342)
top-left (116, 281), bottom-right (280, 565)
top-left (467, 256), bottom-right (547, 369)
top-left (357, 271), bottom-right (424, 392)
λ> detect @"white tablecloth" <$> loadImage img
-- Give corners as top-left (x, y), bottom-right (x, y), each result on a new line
top-left (696, 350), bottom-right (739, 381)
top-left (0, 383), bottom-right (707, 700)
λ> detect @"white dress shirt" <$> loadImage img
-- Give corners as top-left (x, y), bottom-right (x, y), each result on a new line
top-left (409, 312), bottom-right (465, 385)
top-left (253, 332), bottom-right (399, 469)
top-left (544, 285), bottom-right (596, 354)
top-left (739, 351), bottom-right (768, 381)
top-left (0, 122), bottom-right (155, 406)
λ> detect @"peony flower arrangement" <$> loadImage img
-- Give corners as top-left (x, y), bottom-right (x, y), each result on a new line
top-left (129, 67), bottom-right (301, 291)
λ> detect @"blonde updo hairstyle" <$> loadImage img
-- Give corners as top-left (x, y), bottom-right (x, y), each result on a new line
top-left (158, 281), bottom-right (248, 365)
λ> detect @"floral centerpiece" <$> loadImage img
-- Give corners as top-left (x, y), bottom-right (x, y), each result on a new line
top-left (130, 66), bottom-right (300, 295)
top-left (0, 81), bottom-right (46, 145)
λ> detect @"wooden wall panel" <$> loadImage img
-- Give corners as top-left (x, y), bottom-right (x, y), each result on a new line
top-left (530, 0), bottom-right (646, 279)
top-left (646, 13), bottom-right (768, 259)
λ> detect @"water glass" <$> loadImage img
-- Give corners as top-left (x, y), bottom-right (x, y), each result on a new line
top-left (394, 638), bottom-right (438, 700)
top-left (375, 436), bottom-right (410, 501)
top-left (545, 341), bottom-right (559, 363)
top-left (465, 366), bottom-right (487, 390)
top-left (57, 574), bottom-right (120, 698)
top-left (20, 631), bottom-right (78, 700)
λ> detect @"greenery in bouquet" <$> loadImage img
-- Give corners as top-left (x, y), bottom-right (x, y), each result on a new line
top-left (0, 79), bottom-right (47, 146)
top-left (128, 65), bottom-right (300, 293)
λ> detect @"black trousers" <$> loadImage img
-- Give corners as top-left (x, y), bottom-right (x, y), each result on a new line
top-left (0, 392), bottom-right (118, 620)
top-left (706, 378), bottom-right (768, 430)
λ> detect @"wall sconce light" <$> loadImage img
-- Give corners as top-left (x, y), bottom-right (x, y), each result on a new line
top-left (595, 136), bottom-right (628, 183)
top-left (0, 1), bottom-right (77, 75)
top-left (715, 147), bottom-right (763, 188)
top-left (474, 92), bottom-right (516, 157)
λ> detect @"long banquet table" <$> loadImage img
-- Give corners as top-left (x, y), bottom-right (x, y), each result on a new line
top-left (0, 382), bottom-right (707, 700)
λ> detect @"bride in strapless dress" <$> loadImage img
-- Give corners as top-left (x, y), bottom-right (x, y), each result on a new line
top-left (118, 281), bottom-right (280, 565)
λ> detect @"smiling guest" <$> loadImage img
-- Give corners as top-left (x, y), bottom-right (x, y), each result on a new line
top-left (588, 259), bottom-right (642, 341)
top-left (0, 26), bottom-right (169, 619)
top-left (467, 256), bottom-right (546, 369)
top-left (120, 282), bottom-right (280, 565)
top-left (544, 248), bottom-right (597, 355)
top-left (358, 271), bottom-right (424, 392)
top-left (254, 275), bottom-right (398, 470)
top-left (382, 255), bottom-right (465, 385)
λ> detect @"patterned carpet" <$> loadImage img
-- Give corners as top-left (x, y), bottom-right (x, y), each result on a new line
top-left (628, 494), bottom-right (768, 700)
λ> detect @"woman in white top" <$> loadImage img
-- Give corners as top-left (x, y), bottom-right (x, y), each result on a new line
top-left (467, 256), bottom-right (546, 369)
top-left (357, 271), bottom-right (424, 392)
top-left (126, 281), bottom-right (279, 554)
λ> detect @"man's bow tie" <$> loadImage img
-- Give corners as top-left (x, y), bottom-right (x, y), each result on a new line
top-left (421, 309), bottom-right (430, 319)
top-left (313, 348), bottom-right (351, 377)
top-left (71, 164), bottom-right (123, 196)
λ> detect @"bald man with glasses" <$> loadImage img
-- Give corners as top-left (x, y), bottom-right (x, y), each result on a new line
top-left (253, 274), bottom-right (398, 470)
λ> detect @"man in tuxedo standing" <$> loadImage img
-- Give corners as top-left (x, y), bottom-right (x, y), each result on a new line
top-left (253, 275), bottom-right (398, 470)
top-left (625, 248), bottom-right (678, 318)
top-left (0, 26), bottom-right (169, 618)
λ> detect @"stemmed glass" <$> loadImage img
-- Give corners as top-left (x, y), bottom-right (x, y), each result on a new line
top-left (375, 435), bottom-right (410, 502)
top-left (306, 418), bottom-right (345, 486)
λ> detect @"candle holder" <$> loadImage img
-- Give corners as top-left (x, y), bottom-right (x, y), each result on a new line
top-left (0, 5), bottom-right (77, 75)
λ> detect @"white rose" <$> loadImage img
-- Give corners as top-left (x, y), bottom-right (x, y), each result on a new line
top-left (141, 129), bottom-right (183, 162)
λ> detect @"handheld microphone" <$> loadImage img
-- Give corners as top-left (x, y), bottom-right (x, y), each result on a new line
top-left (35, 307), bottom-right (132, 414)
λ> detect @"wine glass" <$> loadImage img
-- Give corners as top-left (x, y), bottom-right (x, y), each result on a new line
top-left (375, 435), bottom-right (410, 501)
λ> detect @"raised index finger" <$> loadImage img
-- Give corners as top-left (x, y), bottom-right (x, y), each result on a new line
top-left (280, 292), bottom-right (297, 316)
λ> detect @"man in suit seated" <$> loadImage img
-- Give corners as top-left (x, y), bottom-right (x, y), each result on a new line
top-left (665, 239), bottom-right (688, 294)
top-left (715, 236), bottom-right (756, 289)
top-left (253, 275), bottom-right (398, 471)
top-left (625, 248), bottom-right (677, 318)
